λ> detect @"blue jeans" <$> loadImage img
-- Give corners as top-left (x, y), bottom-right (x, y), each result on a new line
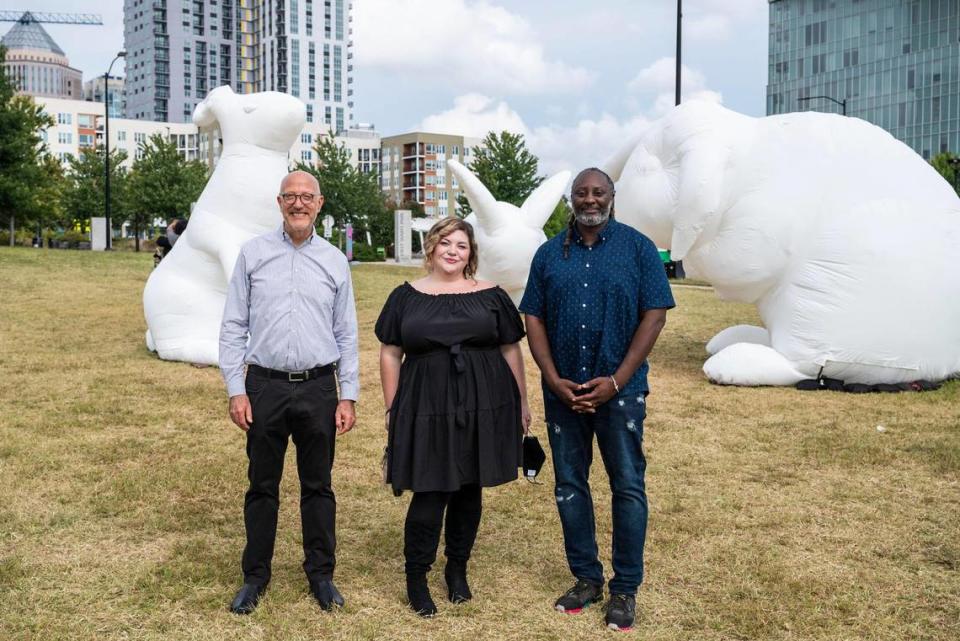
top-left (545, 393), bottom-right (648, 595)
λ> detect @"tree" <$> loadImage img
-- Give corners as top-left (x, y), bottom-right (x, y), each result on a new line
top-left (543, 196), bottom-right (573, 239)
top-left (298, 134), bottom-right (391, 249)
top-left (126, 133), bottom-right (208, 250)
top-left (455, 131), bottom-right (542, 217)
top-left (930, 152), bottom-right (960, 197)
top-left (62, 147), bottom-right (129, 235)
top-left (0, 45), bottom-right (55, 245)
top-left (31, 153), bottom-right (67, 239)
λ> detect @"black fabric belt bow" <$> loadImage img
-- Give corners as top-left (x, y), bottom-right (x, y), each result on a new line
top-left (407, 344), bottom-right (496, 429)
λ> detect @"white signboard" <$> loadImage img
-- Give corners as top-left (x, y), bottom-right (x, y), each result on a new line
top-left (394, 209), bottom-right (412, 263)
top-left (322, 214), bottom-right (334, 238)
top-left (91, 217), bottom-right (107, 251)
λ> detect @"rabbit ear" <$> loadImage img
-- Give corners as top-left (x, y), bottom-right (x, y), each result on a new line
top-left (449, 158), bottom-right (508, 232)
top-left (602, 134), bottom-right (644, 182)
top-left (521, 170), bottom-right (571, 228)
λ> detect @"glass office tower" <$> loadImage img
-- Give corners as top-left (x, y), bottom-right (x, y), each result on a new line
top-left (767, 0), bottom-right (960, 159)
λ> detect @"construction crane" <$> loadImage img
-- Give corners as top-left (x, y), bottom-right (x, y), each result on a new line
top-left (0, 11), bottom-right (103, 26)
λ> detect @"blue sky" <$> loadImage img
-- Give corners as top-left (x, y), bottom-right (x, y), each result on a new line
top-left (10, 0), bottom-right (769, 173)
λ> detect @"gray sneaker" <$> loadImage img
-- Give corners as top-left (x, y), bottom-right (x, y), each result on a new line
top-left (604, 593), bottom-right (636, 631)
top-left (554, 579), bottom-right (603, 614)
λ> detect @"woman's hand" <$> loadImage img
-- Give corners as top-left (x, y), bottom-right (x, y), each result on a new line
top-left (521, 400), bottom-right (532, 435)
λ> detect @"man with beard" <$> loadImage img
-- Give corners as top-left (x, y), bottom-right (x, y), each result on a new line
top-left (519, 168), bottom-right (674, 632)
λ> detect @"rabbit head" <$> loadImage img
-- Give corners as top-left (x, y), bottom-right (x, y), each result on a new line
top-left (193, 85), bottom-right (306, 153)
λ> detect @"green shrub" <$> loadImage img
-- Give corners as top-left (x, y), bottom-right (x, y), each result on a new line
top-left (350, 242), bottom-right (383, 262)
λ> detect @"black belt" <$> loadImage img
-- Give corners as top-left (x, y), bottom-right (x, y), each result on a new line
top-left (248, 363), bottom-right (336, 382)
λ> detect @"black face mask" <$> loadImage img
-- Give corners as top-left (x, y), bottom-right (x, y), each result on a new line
top-left (522, 435), bottom-right (546, 481)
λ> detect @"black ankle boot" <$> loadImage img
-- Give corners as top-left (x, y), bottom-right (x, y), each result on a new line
top-left (406, 574), bottom-right (438, 617)
top-left (444, 560), bottom-right (472, 604)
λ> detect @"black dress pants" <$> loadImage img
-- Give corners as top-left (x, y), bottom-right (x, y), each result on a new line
top-left (404, 484), bottom-right (482, 576)
top-left (242, 369), bottom-right (339, 586)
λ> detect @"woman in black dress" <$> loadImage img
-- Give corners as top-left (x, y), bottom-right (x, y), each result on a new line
top-left (376, 217), bottom-right (531, 617)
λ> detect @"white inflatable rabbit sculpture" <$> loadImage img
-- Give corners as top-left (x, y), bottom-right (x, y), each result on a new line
top-left (448, 159), bottom-right (569, 306)
top-left (605, 100), bottom-right (960, 386)
top-left (143, 86), bottom-right (306, 364)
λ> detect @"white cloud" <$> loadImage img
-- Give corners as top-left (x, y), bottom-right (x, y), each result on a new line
top-left (419, 94), bottom-right (527, 138)
top-left (416, 94), bottom-right (651, 176)
top-left (628, 57), bottom-right (707, 95)
top-left (418, 57), bottom-right (724, 177)
top-left (627, 57), bottom-right (723, 116)
top-left (353, 0), bottom-right (590, 94)
top-left (685, 0), bottom-right (767, 41)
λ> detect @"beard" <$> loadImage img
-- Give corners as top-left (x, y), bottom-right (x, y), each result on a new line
top-left (574, 203), bottom-right (612, 227)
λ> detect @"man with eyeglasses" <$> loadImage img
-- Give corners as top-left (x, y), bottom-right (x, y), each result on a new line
top-left (219, 170), bottom-right (359, 615)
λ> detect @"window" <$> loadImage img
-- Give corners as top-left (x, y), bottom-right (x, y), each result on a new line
top-left (842, 49), bottom-right (858, 68)
top-left (58, 132), bottom-right (73, 144)
top-left (301, 133), bottom-right (312, 144)
top-left (907, 69), bottom-right (915, 90)
top-left (78, 114), bottom-right (94, 128)
top-left (302, 150), bottom-right (313, 162)
top-left (812, 54), bottom-right (826, 74)
top-left (57, 112), bottom-right (72, 125)
top-left (805, 21), bottom-right (826, 46)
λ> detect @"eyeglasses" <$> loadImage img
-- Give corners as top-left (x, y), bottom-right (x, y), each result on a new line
top-left (280, 192), bottom-right (320, 204)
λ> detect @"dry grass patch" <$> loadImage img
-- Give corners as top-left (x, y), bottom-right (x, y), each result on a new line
top-left (1, 247), bottom-right (958, 640)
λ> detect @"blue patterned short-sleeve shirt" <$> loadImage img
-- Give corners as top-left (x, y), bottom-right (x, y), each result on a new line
top-left (519, 219), bottom-right (675, 398)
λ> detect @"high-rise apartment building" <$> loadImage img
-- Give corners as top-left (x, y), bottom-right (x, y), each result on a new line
top-left (125, 0), bottom-right (353, 129)
top-left (767, 0), bottom-right (960, 159)
top-left (380, 133), bottom-right (483, 218)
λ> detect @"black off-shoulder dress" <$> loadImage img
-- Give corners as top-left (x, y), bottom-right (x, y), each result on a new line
top-left (375, 282), bottom-right (526, 493)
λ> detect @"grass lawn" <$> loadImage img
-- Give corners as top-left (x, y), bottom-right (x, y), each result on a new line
top-left (1, 246), bottom-right (958, 641)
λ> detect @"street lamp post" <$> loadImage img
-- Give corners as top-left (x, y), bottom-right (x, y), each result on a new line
top-left (675, 0), bottom-right (682, 106)
top-left (798, 95), bottom-right (847, 116)
top-left (103, 51), bottom-right (125, 250)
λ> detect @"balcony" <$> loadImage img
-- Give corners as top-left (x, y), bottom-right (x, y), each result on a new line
top-left (403, 143), bottom-right (425, 159)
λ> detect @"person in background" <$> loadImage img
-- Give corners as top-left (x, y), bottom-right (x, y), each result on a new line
top-left (153, 218), bottom-right (188, 267)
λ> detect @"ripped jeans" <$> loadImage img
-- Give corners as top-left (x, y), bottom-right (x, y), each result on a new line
top-left (545, 393), bottom-right (647, 596)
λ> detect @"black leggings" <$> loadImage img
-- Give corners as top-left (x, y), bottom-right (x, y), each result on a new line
top-left (403, 484), bottom-right (482, 576)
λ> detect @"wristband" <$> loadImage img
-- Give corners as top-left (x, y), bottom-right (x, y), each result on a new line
top-left (610, 375), bottom-right (620, 394)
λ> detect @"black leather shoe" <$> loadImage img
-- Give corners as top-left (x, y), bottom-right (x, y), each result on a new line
top-left (310, 579), bottom-right (345, 611)
top-left (229, 583), bottom-right (267, 615)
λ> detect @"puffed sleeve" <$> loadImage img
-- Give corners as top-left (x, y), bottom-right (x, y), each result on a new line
top-left (375, 285), bottom-right (406, 346)
top-left (492, 287), bottom-right (526, 344)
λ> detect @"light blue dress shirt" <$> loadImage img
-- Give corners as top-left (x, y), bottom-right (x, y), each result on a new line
top-left (219, 226), bottom-right (359, 401)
